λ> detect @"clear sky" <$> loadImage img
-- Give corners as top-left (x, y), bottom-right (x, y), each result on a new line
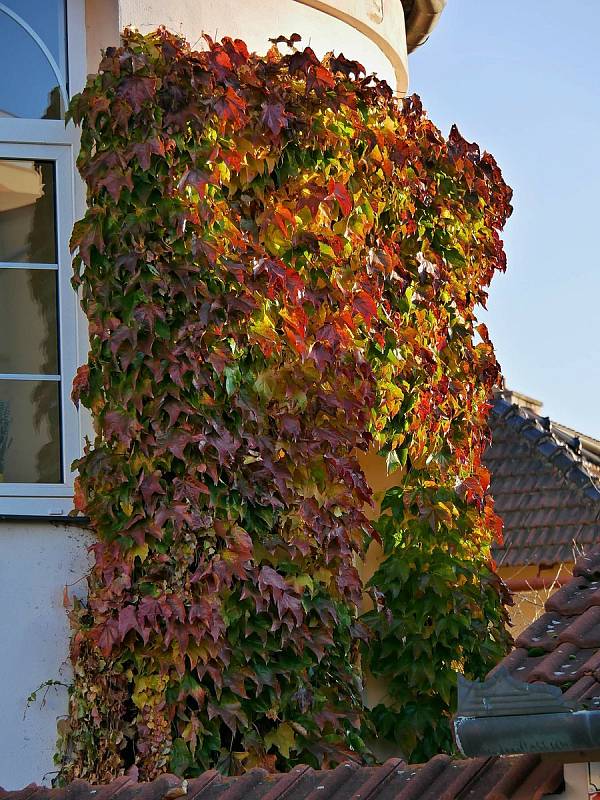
top-left (408, 1), bottom-right (600, 438)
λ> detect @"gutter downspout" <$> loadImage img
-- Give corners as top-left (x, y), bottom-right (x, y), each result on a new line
top-left (404, 0), bottom-right (446, 53)
top-left (453, 668), bottom-right (600, 759)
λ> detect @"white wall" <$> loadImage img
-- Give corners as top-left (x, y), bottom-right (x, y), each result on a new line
top-left (86, 0), bottom-right (407, 91)
top-left (0, 522), bottom-right (93, 789)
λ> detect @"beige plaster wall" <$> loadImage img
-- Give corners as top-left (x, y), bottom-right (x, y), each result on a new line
top-left (0, 522), bottom-right (94, 789)
top-left (499, 563), bottom-right (574, 639)
top-left (85, 0), bottom-right (408, 90)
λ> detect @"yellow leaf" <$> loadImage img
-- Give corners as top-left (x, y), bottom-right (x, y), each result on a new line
top-left (265, 722), bottom-right (296, 758)
top-left (313, 567), bottom-right (333, 586)
top-left (130, 542), bottom-right (149, 562)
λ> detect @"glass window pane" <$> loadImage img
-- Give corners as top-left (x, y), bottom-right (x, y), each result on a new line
top-left (0, 269), bottom-right (59, 374)
top-left (0, 379), bottom-right (62, 483)
top-left (0, 160), bottom-right (57, 263)
top-left (0, 2), bottom-right (67, 120)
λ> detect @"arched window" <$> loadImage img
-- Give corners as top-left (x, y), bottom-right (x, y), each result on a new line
top-left (0, 2), bottom-right (68, 119)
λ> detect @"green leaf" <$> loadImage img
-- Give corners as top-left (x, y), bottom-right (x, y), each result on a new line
top-left (170, 738), bottom-right (193, 776)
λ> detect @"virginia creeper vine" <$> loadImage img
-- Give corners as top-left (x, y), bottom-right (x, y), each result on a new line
top-left (59, 29), bottom-right (512, 780)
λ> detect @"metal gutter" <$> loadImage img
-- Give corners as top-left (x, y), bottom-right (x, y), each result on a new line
top-left (455, 710), bottom-right (600, 758)
top-left (403, 0), bottom-right (447, 53)
top-left (453, 668), bottom-right (600, 758)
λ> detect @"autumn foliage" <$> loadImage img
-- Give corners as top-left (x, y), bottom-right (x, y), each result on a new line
top-left (59, 29), bottom-right (512, 780)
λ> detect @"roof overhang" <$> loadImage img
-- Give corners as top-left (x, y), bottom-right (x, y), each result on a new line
top-left (402, 0), bottom-right (447, 52)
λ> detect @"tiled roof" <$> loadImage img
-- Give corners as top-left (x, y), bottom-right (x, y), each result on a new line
top-left (492, 546), bottom-right (600, 707)
top-left (0, 753), bottom-right (563, 800)
top-left (485, 396), bottom-right (600, 567)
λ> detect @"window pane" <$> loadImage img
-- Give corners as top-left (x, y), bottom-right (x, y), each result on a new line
top-left (0, 379), bottom-right (62, 483)
top-left (0, 2), bottom-right (67, 120)
top-left (0, 160), bottom-right (57, 263)
top-left (0, 269), bottom-right (59, 374)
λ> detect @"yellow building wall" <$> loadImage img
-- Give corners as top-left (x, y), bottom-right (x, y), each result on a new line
top-left (499, 563), bottom-right (574, 638)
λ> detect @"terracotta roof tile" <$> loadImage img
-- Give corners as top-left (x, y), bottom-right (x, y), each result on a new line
top-left (496, 546), bottom-right (600, 702)
top-left (485, 397), bottom-right (600, 567)
top-left (0, 756), bottom-right (563, 800)
top-left (515, 611), bottom-right (571, 651)
top-left (545, 578), bottom-right (600, 615)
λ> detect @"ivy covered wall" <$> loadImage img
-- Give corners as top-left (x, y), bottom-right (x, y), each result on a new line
top-left (59, 29), bottom-right (512, 780)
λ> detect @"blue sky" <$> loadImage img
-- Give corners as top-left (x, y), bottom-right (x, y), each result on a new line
top-left (408, 1), bottom-right (600, 438)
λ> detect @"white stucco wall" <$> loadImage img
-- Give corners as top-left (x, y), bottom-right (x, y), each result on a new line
top-left (0, 522), bottom-right (93, 789)
top-left (546, 762), bottom-right (587, 800)
top-left (86, 0), bottom-right (407, 91)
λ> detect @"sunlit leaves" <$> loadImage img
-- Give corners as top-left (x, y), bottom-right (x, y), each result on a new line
top-left (62, 26), bottom-right (512, 784)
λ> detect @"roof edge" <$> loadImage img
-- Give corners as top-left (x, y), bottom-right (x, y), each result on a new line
top-left (490, 397), bottom-right (600, 503)
top-left (404, 0), bottom-right (446, 52)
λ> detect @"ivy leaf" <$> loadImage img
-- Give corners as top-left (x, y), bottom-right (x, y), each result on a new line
top-left (261, 101), bottom-right (288, 136)
top-left (353, 291), bottom-right (377, 326)
top-left (97, 169), bottom-right (134, 203)
top-left (117, 76), bottom-right (157, 113)
top-left (269, 33), bottom-right (302, 48)
top-left (103, 410), bottom-right (141, 446)
top-left (287, 47), bottom-right (319, 76)
top-left (328, 181), bottom-right (352, 216)
top-left (214, 86), bottom-right (247, 123)
top-left (170, 738), bottom-right (193, 776)
top-left (93, 618), bottom-right (119, 657)
top-left (265, 722), bottom-right (296, 758)
top-left (117, 605), bottom-right (141, 641)
top-left (140, 471), bottom-right (166, 507)
top-left (71, 364), bottom-right (90, 407)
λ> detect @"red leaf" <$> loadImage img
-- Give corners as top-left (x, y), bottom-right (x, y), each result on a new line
top-left (277, 592), bottom-right (303, 626)
top-left (117, 76), bottom-right (157, 113)
top-left (272, 205), bottom-right (296, 236)
top-left (93, 618), bottom-right (119, 657)
top-left (269, 33), bottom-right (302, 48)
top-left (287, 47), bottom-right (319, 76)
top-left (138, 596), bottom-right (163, 628)
top-left (329, 54), bottom-right (365, 79)
top-left (130, 137), bottom-right (165, 170)
top-left (97, 169), bottom-right (134, 202)
top-left (173, 476), bottom-right (210, 503)
top-left (328, 181), bottom-right (352, 216)
top-left (178, 168), bottom-right (211, 196)
top-left (261, 101), bottom-right (288, 136)
top-left (103, 410), bottom-right (141, 447)
top-left (214, 86), bottom-right (247, 123)
top-left (117, 605), bottom-right (140, 641)
top-left (207, 700), bottom-right (248, 735)
top-left (164, 431), bottom-right (193, 460)
top-left (140, 471), bottom-right (166, 507)
top-left (210, 429), bottom-right (240, 465)
top-left (353, 291), bottom-right (377, 326)
top-left (71, 364), bottom-right (90, 407)
top-left (307, 64), bottom-right (335, 94)
top-left (258, 565), bottom-right (288, 594)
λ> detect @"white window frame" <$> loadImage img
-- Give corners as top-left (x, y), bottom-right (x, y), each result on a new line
top-left (0, 0), bottom-right (87, 517)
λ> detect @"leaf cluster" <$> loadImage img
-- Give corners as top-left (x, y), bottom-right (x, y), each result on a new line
top-left (59, 28), bottom-right (512, 781)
